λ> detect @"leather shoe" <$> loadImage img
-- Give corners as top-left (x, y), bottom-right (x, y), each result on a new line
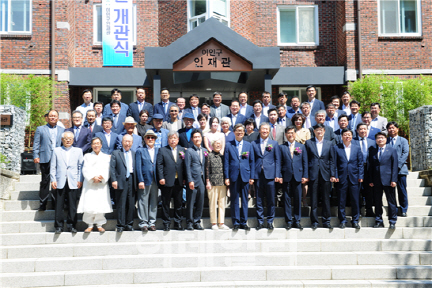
top-left (232, 225), bottom-right (239, 231)
top-left (389, 223), bottom-right (396, 230)
top-left (174, 224), bottom-right (184, 231)
top-left (373, 222), bottom-right (385, 228)
top-left (186, 223), bottom-right (194, 231)
top-left (311, 223), bottom-right (318, 230)
top-left (117, 227), bottom-right (124, 233)
top-left (323, 223), bottom-right (333, 229)
top-left (140, 227), bottom-right (148, 232)
top-left (352, 223), bottom-right (361, 229)
top-left (38, 204), bottom-right (47, 211)
top-left (268, 223), bottom-right (274, 230)
top-left (124, 226), bottom-right (134, 231)
top-left (239, 224), bottom-right (250, 231)
top-left (194, 223), bottom-right (204, 230)
top-left (293, 222), bottom-right (303, 230)
top-left (54, 228), bottom-right (63, 234)
top-left (401, 212), bottom-right (407, 217)
top-left (256, 223), bottom-right (265, 230)
top-left (68, 227), bottom-right (77, 233)
top-left (163, 225), bottom-right (170, 231)
top-left (339, 223), bottom-right (346, 229)
top-left (149, 226), bottom-right (156, 231)
top-left (285, 223), bottom-right (292, 230)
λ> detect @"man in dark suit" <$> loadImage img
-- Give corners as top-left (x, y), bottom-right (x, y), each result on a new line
top-left (277, 105), bottom-right (291, 127)
top-left (348, 100), bottom-right (362, 132)
top-left (353, 122), bottom-right (376, 217)
top-left (369, 132), bottom-right (399, 229)
top-left (286, 96), bottom-right (302, 119)
top-left (66, 110), bottom-right (92, 153)
top-left (85, 110), bottom-right (103, 137)
top-left (280, 126), bottom-right (308, 230)
top-left (115, 117), bottom-right (143, 152)
top-left (110, 134), bottom-right (136, 233)
top-left (277, 92), bottom-right (292, 112)
top-left (102, 88), bottom-right (130, 118)
top-left (210, 92), bottom-right (230, 120)
top-left (251, 122), bottom-right (281, 230)
top-left (185, 129), bottom-right (208, 230)
top-left (105, 100), bottom-right (127, 135)
top-left (136, 130), bottom-right (159, 232)
top-left (95, 117), bottom-right (118, 155)
top-left (33, 110), bottom-right (65, 211)
top-left (251, 100), bottom-right (269, 129)
top-left (301, 102), bottom-right (317, 129)
top-left (153, 88), bottom-right (175, 121)
top-left (227, 99), bottom-right (247, 131)
top-left (157, 131), bottom-right (186, 231)
top-left (224, 124), bottom-right (255, 231)
top-left (306, 85), bottom-right (325, 117)
top-left (261, 91), bottom-right (276, 117)
top-left (361, 111), bottom-right (381, 140)
top-left (387, 122), bottom-right (409, 217)
top-left (325, 104), bottom-right (340, 131)
top-left (334, 114), bottom-right (350, 144)
top-left (310, 110), bottom-right (335, 143)
top-left (178, 113), bottom-right (196, 148)
top-left (333, 128), bottom-right (364, 229)
top-left (128, 87), bottom-right (153, 124)
top-left (238, 91), bottom-right (254, 118)
top-left (305, 124), bottom-right (335, 229)
top-left (184, 94), bottom-right (201, 121)
top-left (268, 108), bottom-right (286, 145)
top-left (340, 91), bottom-right (352, 116)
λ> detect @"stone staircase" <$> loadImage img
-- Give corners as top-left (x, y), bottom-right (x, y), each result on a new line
top-left (1, 172), bottom-right (431, 287)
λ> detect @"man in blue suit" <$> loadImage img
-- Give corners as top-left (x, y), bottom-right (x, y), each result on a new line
top-left (227, 99), bottom-right (247, 131)
top-left (306, 85), bottom-right (325, 117)
top-left (115, 116), bottom-right (143, 152)
top-left (334, 114), bottom-right (350, 144)
top-left (301, 102), bottom-right (317, 129)
top-left (387, 122), bottom-right (409, 217)
top-left (153, 88), bottom-right (175, 121)
top-left (310, 110), bottom-right (335, 143)
top-left (280, 126), bottom-right (308, 230)
top-left (238, 91), bottom-right (254, 118)
top-left (361, 111), bottom-right (380, 140)
top-left (224, 124), bottom-right (255, 231)
top-left (151, 114), bottom-right (169, 148)
top-left (102, 88), bottom-right (130, 118)
top-left (353, 122), bottom-right (377, 217)
top-left (348, 100), bottom-right (362, 132)
top-left (33, 110), bottom-right (65, 211)
top-left (333, 128), bottom-right (364, 229)
top-left (277, 92), bottom-right (292, 112)
top-left (50, 131), bottom-right (83, 233)
top-left (105, 100), bottom-right (127, 135)
top-left (66, 110), bottom-right (92, 153)
top-left (178, 113), bottom-right (196, 148)
top-left (95, 117), bottom-right (118, 155)
top-left (128, 87), bottom-right (153, 124)
top-left (251, 122), bottom-right (281, 230)
top-left (369, 132), bottom-right (399, 229)
top-left (286, 96), bottom-right (302, 119)
top-left (340, 91), bottom-right (352, 116)
top-left (184, 94), bottom-right (201, 121)
top-left (262, 91), bottom-right (276, 117)
top-left (250, 100), bottom-right (269, 129)
top-left (136, 130), bottom-right (159, 232)
top-left (185, 130), bottom-right (208, 231)
top-left (305, 124), bottom-right (335, 229)
top-left (277, 105), bottom-right (291, 127)
top-left (85, 110), bottom-right (103, 137)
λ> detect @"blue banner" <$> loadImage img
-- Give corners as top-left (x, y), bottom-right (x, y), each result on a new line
top-left (102, 0), bottom-right (133, 66)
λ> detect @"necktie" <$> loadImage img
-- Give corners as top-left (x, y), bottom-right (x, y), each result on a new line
top-left (391, 138), bottom-right (395, 147)
top-left (114, 115), bottom-right (118, 128)
top-left (125, 151), bottom-right (130, 178)
top-left (261, 140), bottom-right (265, 155)
top-left (351, 115), bottom-right (356, 130)
top-left (361, 138), bottom-right (367, 161)
top-left (89, 125), bottom-right (93, 133)
top-left (272, 125), bottom-right (276, 139)
top-left (75, 127), bottom-right (80, 141)
top-left (378, 147), bottom-right (382, 161)
top-left (173, 148), bottom-right (177, 162)
top-left (199, 148), bottom-right (203, 163)
top-left (290, 142), bottom-right (294, 158)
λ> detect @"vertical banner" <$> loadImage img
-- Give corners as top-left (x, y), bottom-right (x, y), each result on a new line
top-left (102, 0), bottom-right (133, 66)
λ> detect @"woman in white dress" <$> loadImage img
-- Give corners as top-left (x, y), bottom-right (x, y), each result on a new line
top-left (204, 116), bottom-right (225, 154)
top-left (77, 137), bottom-right (112, 233)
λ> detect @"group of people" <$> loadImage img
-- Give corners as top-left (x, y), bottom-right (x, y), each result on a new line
top-left (32, 85), bottom-right (409, 233)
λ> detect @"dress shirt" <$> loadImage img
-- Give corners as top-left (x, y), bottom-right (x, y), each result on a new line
top-left (359, 137), bottom-right (368, 161)
top-left (288, 140), bottom-right (295, 157)
top-left (278, 117), bottom-right (287, 127)
top-left (103, 130), bottom-right (111, 146)
top-left (260, 137), bottom-right (268, 155)
top-left (153, 128), bottom-right (162, 148)
top-left (240, 104), bottom-right (247, 116)
top-left (76, 103), bottom-right (94, 118)
top-left (231, 114), bottom-right (238, 127)
top-left (342, 104), bottom-right (351, 116)
top-left (214, 105), bottom-right (222, 118)
top-left (47, 124), bottom-right (58, 150)
top-left (350, 113), bottom-right (359, 130)
top-left (390, 136), bottom-right (398, 147)
top-left (327, 116), bottom-right (338, 130)
top-left (316, 138), bottom-right (324, 157)
top-left (263, 105), bottom-right (271, 117)
top-left (378, 145), bottom-right (386, 160)
top-left (371, 117), bottom-right (379, 129)
top-left (254, 114), bottom-right (262, 128)
top-left (112, 113), bottom-right (119, 128)
top-left (178, 109), bottom-right (184, 120)
top-left (124, 150), bottom-right (133, 175)
top-left (171, 146), bottom-right (178, 178)
top-left (148, 146), bottom-right (155, 163)
top-left (192, 107), bottom-right (199, 119)
top-left (305, 116), bottom-right (312, 129)
top-left (235, 139), bottom-right (243, 158)
top-left (162, 101), bottom-right (169, 114)
top-left (88, 122), bottom-right (96, 132)
top-left (74, 125), bottom-right (82, 140)
top-left (196, 146), bottom-right (203, 163)
top-left (367, 125), bottom-right (372, 137)
top-left (137, 100), bottom-right (145, 112)
top-left (344, 143), bottom-right (352, 161)
top-left (308, 98), bottom-right (315, 111)
top-left (95, 115), bottom-right (102, 126)
top-left (63, 146), bottom-right (72, 166)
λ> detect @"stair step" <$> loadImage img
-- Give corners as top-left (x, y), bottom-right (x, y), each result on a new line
top-left (19, 175), bottom-right (41, 182)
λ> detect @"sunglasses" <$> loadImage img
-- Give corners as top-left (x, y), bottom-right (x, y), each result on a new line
top-left (146, 136), bottom-right (156, 140)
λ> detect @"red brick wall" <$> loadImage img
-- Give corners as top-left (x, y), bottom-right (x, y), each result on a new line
top-left (230, 0), bottom-right (257, 44)
top-left (158, 0), bottom-right (187, 47)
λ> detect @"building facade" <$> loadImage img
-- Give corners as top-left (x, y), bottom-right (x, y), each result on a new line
top-left (1, 0), bottom-right (431, 126)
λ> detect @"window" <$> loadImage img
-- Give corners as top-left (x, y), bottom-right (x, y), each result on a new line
top-left (93, 4), bottom-right (137, 45)
top-left (277, 5), bottom-right (318, 46)
top-left (379, 0), bottom-right (421, 36)
top-left (93, 88), bottom-right (136, 107)
top-left (279, 87), bottom-right (321, 103)
top-left (188, 0), bottom-right (229, 31)
top-left (0, 0), bottom-right (32, 34)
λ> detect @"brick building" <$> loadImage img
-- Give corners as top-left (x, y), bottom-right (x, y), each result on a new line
top-left (1, 0), bottom-right (431, 126)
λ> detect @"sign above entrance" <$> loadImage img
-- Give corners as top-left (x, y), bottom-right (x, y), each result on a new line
top-left (173, 39), bottom-right (252, 72)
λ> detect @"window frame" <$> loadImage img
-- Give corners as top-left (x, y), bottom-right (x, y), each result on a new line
top-left (92, 87), bottom-right (137, 104)
top-left (378, 0), bottom-right (422, 37)
top-left (93, 3), bottom-right (137, 46)
top-left (277, 5), bottom-right (319, 46)
top-left (187, 0), bottom-right (230, 31)
top-left (278, 87), bottom-right (322, 103)
top-left (0, 0), bottom-right (32, 35)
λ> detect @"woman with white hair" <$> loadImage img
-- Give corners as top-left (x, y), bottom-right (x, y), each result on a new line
top-left (221, 116), bottom-right (235, 143)
top-left (77, 137), bottom-right (112, 233)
